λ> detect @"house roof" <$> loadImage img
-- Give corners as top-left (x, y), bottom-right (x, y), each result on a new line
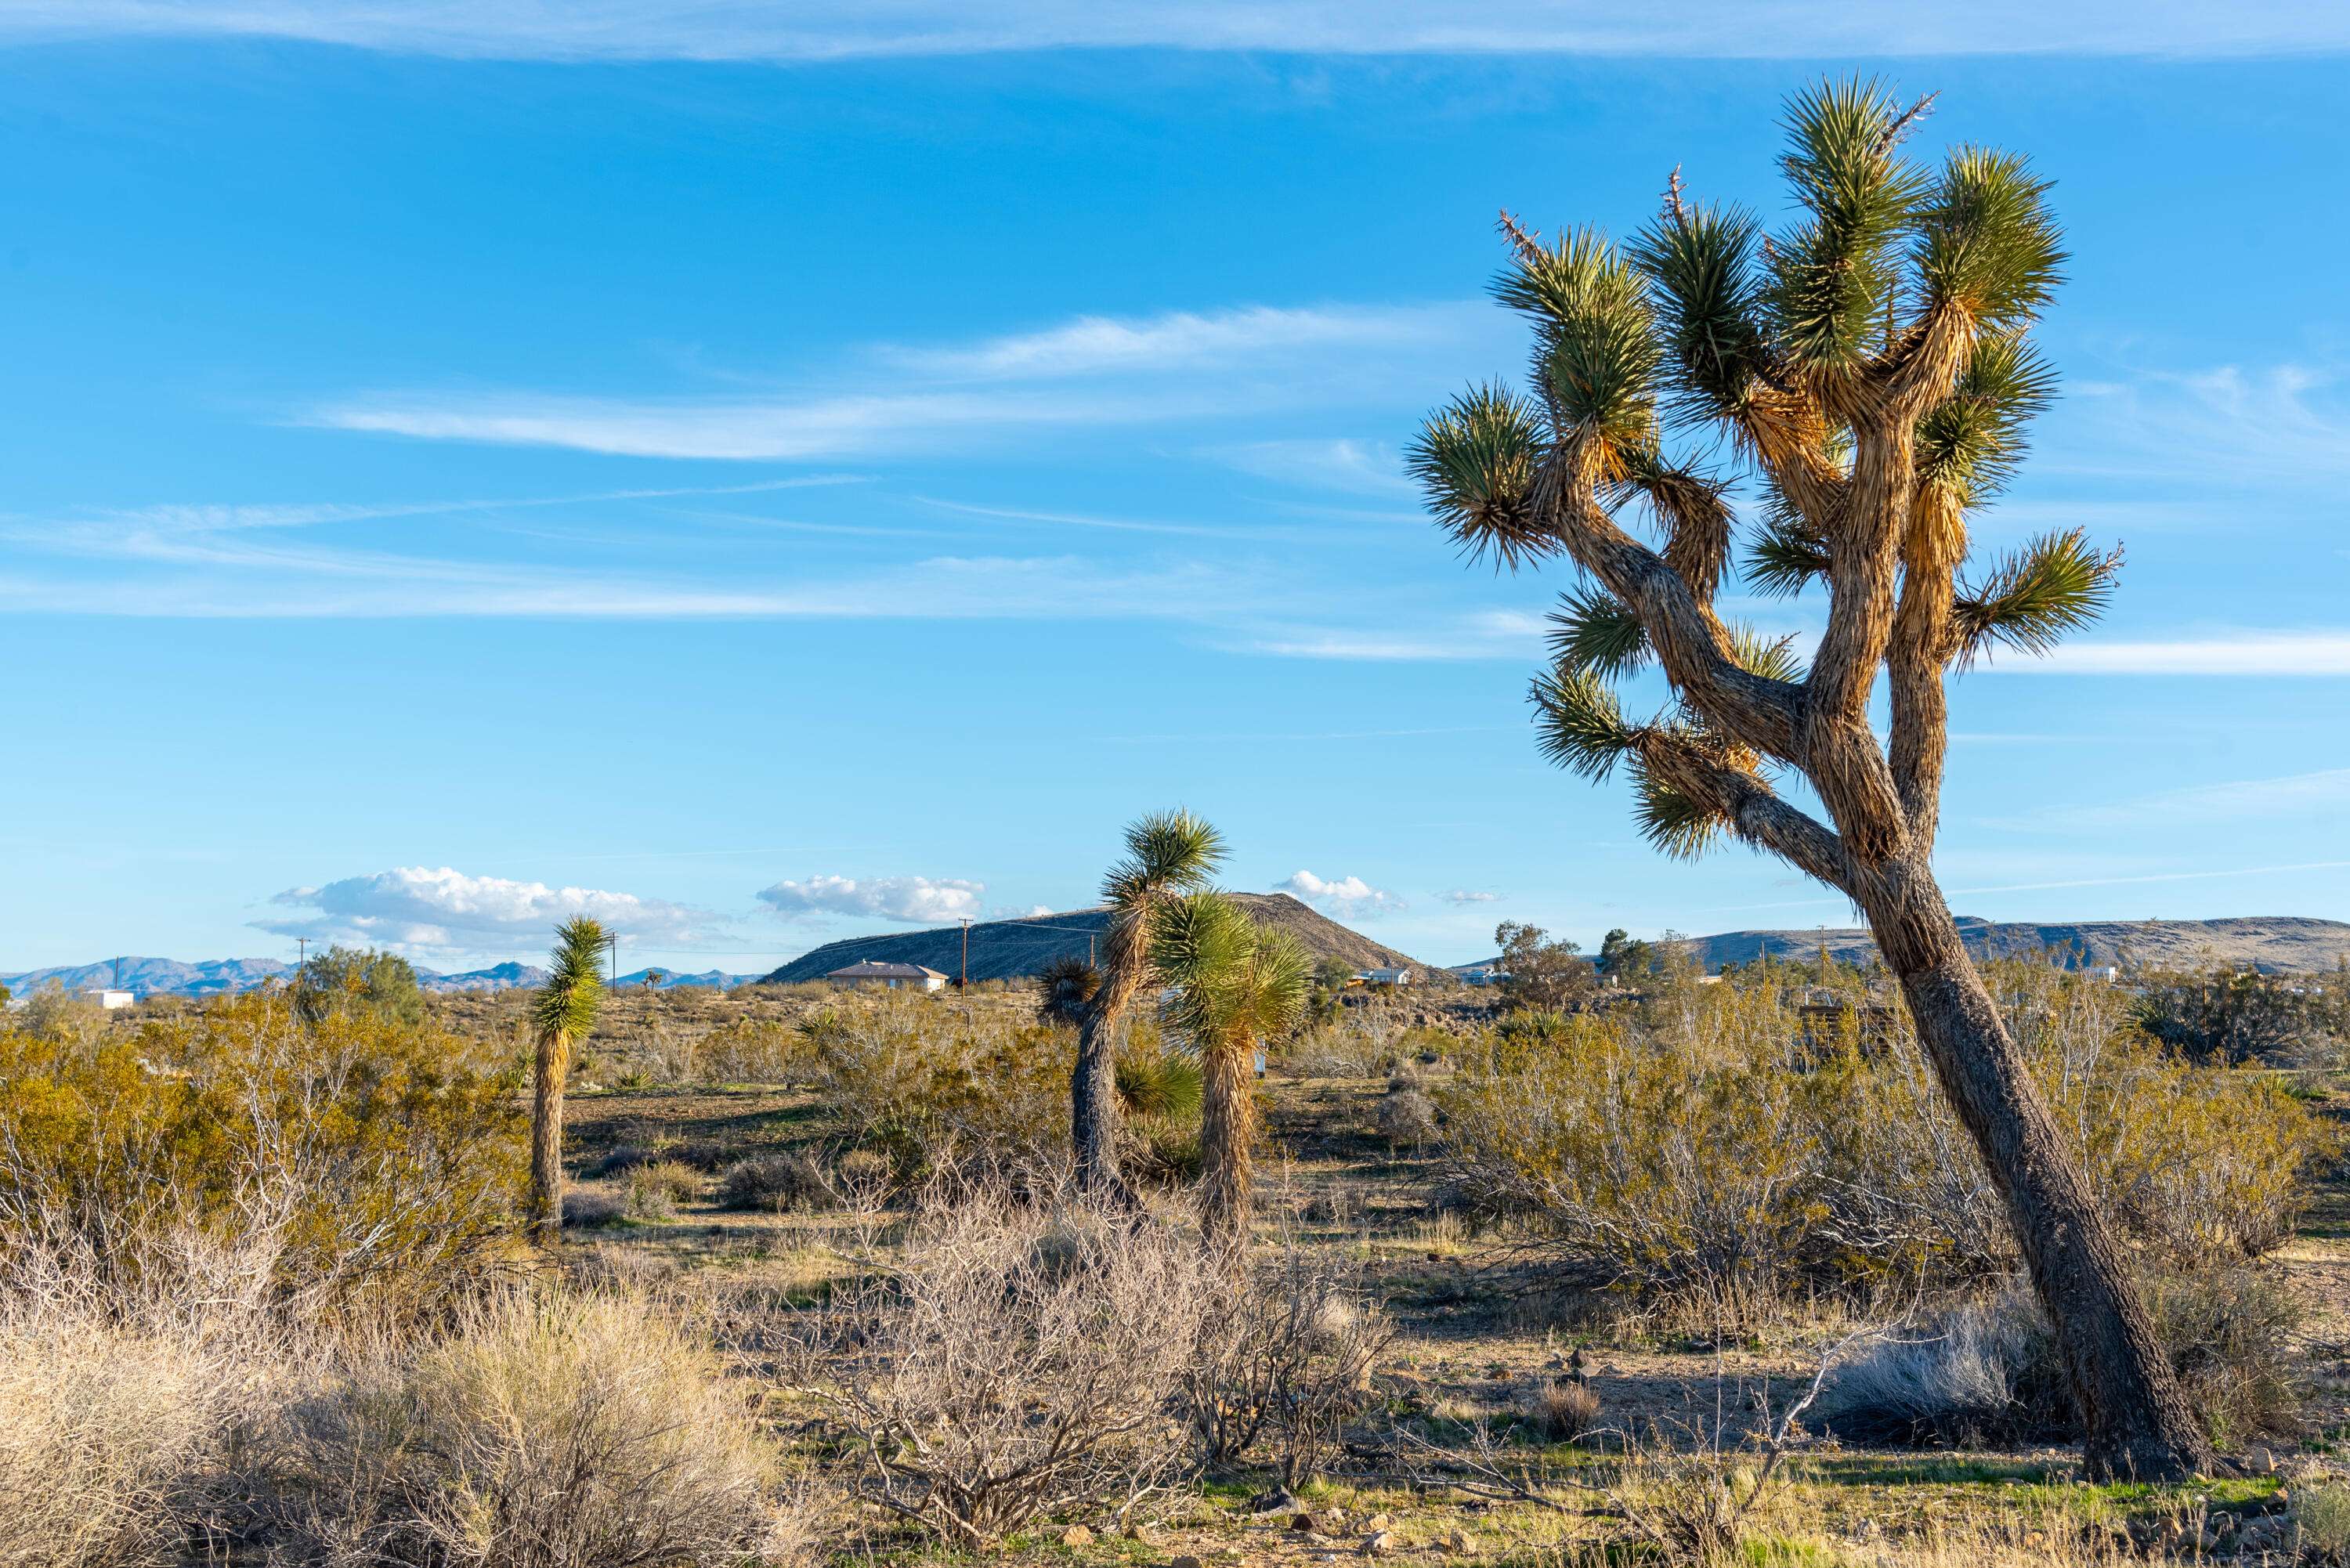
top-left (826, 959), bottom-right (948, 981)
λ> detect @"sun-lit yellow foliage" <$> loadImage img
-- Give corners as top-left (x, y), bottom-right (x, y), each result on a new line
top-left (0, 988), bottom-right (524, 1311)
top-left (1437, 964), bottom-right (2331, 1319)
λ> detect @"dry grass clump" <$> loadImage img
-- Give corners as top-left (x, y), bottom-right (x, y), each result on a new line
top-left (624, 1158), bottom-right (702, 1219)
top-left (1517, 1377), bottom-right (1602, 1441)
top-left (1816, 1266), bottom-right (2304, 1450)
top-left (0, 1241), bottom-right (291, 1568)
top-left (1182, 1245), bottom-right (1393, 1486)
top-left (262, 1290), bottom-right (801, 1568)
top-left (788, 1188), bottom-right (1217, 1547)
top-left (718, 1151), bottom-right (833, 1212)
top-left (1377, 1086), bottom-right (1438, 1147)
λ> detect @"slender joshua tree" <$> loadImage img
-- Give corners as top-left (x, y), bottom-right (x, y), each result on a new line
top-left (527, 916), bottom-right (606, 1246)
top-left (1068, 809), bottom-right (1226, 1195)
top-left (1148, 890), bottom-right (1311, 1246)
top-left (1408, 80), bottom-right (2206, 1479)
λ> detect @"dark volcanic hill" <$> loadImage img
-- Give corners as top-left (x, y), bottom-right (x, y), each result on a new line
top-left (762, 894), bottom-right (1434, 986)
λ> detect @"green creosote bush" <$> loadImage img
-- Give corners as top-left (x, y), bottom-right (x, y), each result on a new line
top-left (0, 988), bottom-right (524, 1314)
top-left (1434, 963), bottom-right (2331, 1324)
top-left (624, 1158), bottom-right (701, 1219)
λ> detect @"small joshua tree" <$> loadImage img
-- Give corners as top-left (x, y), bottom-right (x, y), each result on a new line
top-left (1150, 891), bottom-right (1311, 1246)
top-left (1408, 80), bottom-right (2204, 1478)
top-left (527, 916), bottom-right (606, 1245)
top-left (1068, 810), bottom-right (1227, 1196)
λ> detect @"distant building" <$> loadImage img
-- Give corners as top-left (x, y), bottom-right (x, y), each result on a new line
top-left (84, 988), bottom-right (135, 1010)
top-left (825, 959), bottom-right (948, 992)
top-left (1358, 966), bottom-right (1416, 988)
top-left (1455, 965), bottom-right (1505, 986)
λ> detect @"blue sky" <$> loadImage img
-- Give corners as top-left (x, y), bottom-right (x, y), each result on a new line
top-left (2, 3), bottom-right (2346, 974)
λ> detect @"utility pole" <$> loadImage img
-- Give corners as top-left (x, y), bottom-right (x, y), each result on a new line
top-left (606, 934), bottom-right (617, 986)
top-left (959, 917), bottom-right (971, 990)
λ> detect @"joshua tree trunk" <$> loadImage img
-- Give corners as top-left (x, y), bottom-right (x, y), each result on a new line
top-left (1071, 976), bottom-right (1135, 1196)
top-left (1854, 865), bottom-right (2207, 1478)
top-left (1198, 1035), bottom-right (1256, 1248)
top-left (527, 1027), bottom-right (569, 1246)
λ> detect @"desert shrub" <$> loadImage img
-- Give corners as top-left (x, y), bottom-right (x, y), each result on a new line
top-left (1518, 1377), bottom-right (1602, 1441)
top-left (1181, 1245), bottom-right (1391, 1486)
top-left (1378, 1087), bottom-right (1438, 1147)
top-left (0, 990), bottom-right (522, 1313)
top-left (691, 1017), bottom-right (809, 1084)
top-left (0, 1241), bottom-right (287, 1568)
top-left (624, 1159), bottom-right (700, 1219)
top-left (718, 1151), bottom-right (831, 1212)
top-left (1816, 1266), bottom-right (2304, 1449)
top-left (1436, 970), bottom-right (2330, 1321)
top-left (796, 998), bottom-right (1066, 1180)
top-left (2301, 1483), bottom-right (2350, 1564)
top-left (586, 1143), bottom-right (655, 1179)
top-left (2131, 967), bottom-right (2348, 1065)
top-left (562, 1190), bottom-right (626, 1230)
top-left (1127, 1124), bottom-right (1202, 1187)
top-left (263, 1291), bottom-right (796, 1567)
top-left (791, 1190), bottom-right (1214, 1547)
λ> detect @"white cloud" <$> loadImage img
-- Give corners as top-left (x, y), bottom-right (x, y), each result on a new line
top-left (1245, 609), bottom-right (1546, 660)
top-left (307, 302), bottom-right (1495, 461)
top-left (1441, 888), bottom-right (1501, 905)
top-left (1276, 870), bottom-right (1407, 917)
top-left (1991, 630), bottom-right (2350, 675)
top-left (258, 866), bottom-right (719, 956)
top-left (757, 874), bottom-right (987, 924)
top-left (889, 305), bottom-right (1468, 381)
top-left (16, 2), bottom-right (2349, 60)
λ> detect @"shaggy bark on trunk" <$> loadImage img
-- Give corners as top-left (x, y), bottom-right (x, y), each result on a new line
top-left (1408, 81), bottom-right (2208, 1476)
top-left (1197, 1038), bottom-right (1256, 1247)
top-left (526, 1028), bottom-right (571, 1246)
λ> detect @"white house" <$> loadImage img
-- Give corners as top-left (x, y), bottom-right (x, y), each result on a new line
top-left (1357, 966), bottom-right (1416, 988)
top-left (84, 988), bottom-right (135, 1010)
top-left (825, 959), bottom-right (949, 992)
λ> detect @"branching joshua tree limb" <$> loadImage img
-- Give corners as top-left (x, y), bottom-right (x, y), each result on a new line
top-left (527, 916), bottom-right (606, 1246)
top-left (1068, 810), bottom-right (1227, 1197)
top-left (1149, 891), bottom-right (1310, 1248)
top-left (1408, 80), bottom-right (2203, 1479)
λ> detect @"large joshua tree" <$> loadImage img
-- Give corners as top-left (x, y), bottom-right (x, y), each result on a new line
top-left (1408, 81), bottom-right (2206, 1479)
top-left (1068, 809), bottom-right (1227, 1194)
top-left (1148, 891), bottom-right (1311, 1245)
top-left (526, 916), bottom-right (606, 1246)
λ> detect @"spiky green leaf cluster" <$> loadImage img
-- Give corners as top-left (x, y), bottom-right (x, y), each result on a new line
top-left (1529, 662), bottom-right (1638, 782)
top-left (1102, 807), bottom-right (1226, 912)
top-left (1149, 891), bottom-right (1311, 1052)
top-left (1762, 79), bottom-right (1930, 371)
top-left (1495, 229), bottom-right (1661, 450)
top-left (1954, 528), bottom-right (2120, 664)
top-left (1915, 331), bottom-right (2055, 505)
top-left (533, 916), bottom-right (606, 1042)
top-left (1632, 769), bottom-right (1724, 860)
top-left (1407, 383), bottom-right (1550, 568)
top-left (1633, 202), bottom-right (1768, 424)
top-left (1914, 147), bottom-right (2066, 330)
top-left (1547, 586), bottom-right (1650, 679)
top-left (1745, 504), bottom-right (1832, 599)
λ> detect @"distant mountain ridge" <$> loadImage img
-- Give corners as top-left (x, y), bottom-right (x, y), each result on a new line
top-left (0, 956), bottom-right (751, 999)
top-left (1446, 915), bottom-right (2350, 977)
top-left (763, 894), bottom-right (1434, 986)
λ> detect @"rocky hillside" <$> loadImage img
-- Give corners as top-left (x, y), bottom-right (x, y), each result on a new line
top-left (1693, 915), bottom-right (2350, 975)
top-left (763, 893), bottom-right (1436, 986)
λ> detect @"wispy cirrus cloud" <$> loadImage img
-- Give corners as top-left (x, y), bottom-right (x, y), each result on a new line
top-left (1999, 766), bottom-right (2350, 833)
top-left (307, 302), bottom-right (1501, 461)
top-left (15, 2), bottom-right (2349, 60)
top-left (757, 874), bottom-right (987, 924)
top-left (258, 865), bottom-right (721, 956)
